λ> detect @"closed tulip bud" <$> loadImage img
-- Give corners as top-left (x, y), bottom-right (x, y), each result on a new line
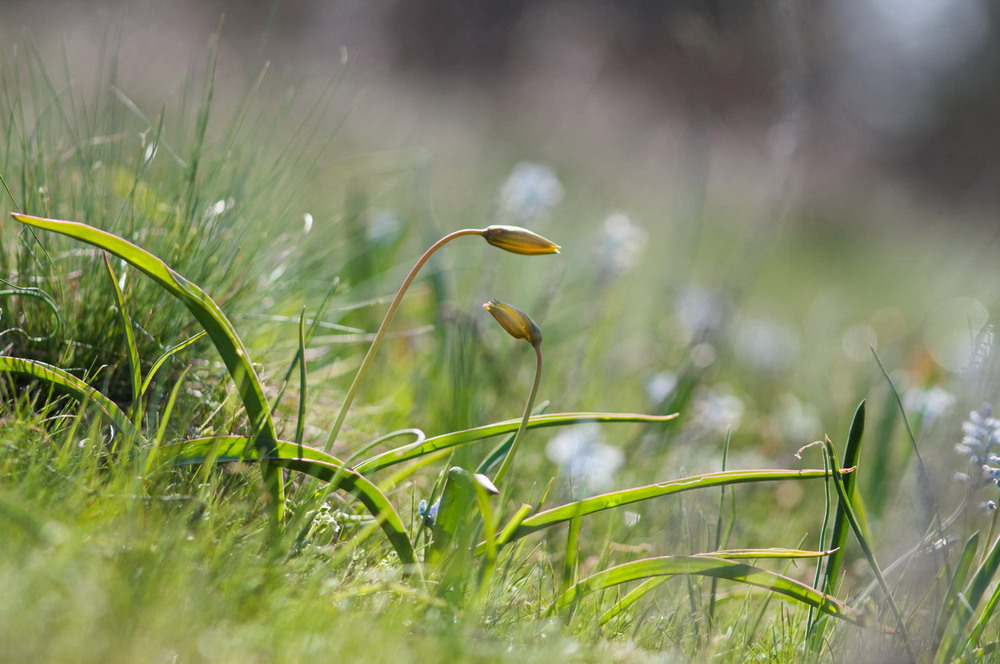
top-left (481, 225), bottom-right (560, 256)
top-left (483, 299), bottom-right (542, 347)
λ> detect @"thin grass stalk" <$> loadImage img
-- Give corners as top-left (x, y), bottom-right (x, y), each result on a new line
top-left (821, 438), bottom-right (916, 662)
top-left (492, 343), bottom-right (542, 486)
top-left (295, 307), bottom-right (308, 445)
top-left (103, 255), bottom-right (142, 423)
top-left (324, 228), bottom-right (483, 451)
top-left (809, 400), bottom-right (866, 650)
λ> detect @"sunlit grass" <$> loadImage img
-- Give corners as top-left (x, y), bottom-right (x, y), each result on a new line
top-left (3, 27), bottom-right (1000, 664)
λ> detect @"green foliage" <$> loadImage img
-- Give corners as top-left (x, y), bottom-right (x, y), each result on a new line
top-left (5, 27), bottom-right (1000, 664)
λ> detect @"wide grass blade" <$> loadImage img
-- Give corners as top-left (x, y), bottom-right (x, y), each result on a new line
top-left (552, 555), bottom-right (866, 626)
top-left (354, 412), bottom-right (678, 474)
top-left (499, 467), bottom-right (851, 545)
top-left (163, 435), bottom-right (416, 566)
top-left (10, 213), bottom-right (284, 519)
top-left (0, 356), bottom-right (144, 443)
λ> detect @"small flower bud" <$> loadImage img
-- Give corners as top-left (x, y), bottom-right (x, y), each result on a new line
top-left (473, 473), bottom-right (500, 495)
top-left (481, 225), bottom-right (560, 255)
top-left (483, 299), bottom-right (542, 347)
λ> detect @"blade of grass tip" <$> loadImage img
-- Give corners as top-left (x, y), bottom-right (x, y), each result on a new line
top-left (295, 306), bottom-right (307, 445)
top-left (355, 411), bottom-right (678, 474)
top-left (810, 400), bottom-right (866, 647)
top-left (0, 356), bottom-right (144, 444)
top-left (142, 367), bottom-right (191, 478)
top-left (0, 172), bottom-right (21, 210)
top-left (552, 555), bottom-right (866, 626)
top-left (822, 438), bottom-right (916, 662)
top-left (599, 577), bottom-right (671, 627)
top-left (272, 279), bottom-right (341, 418)
top-left (942, 531), bottom-right (1000, 662)
top-left (871, 348), bottom-right (942, 534)
top-left (931, 532), bottom-right (979, 658)
top-left (139, 331), bottom-right (207, 399)
top-left (505, 467), bottom-right (850, 544)
top-left (183, 18), bottom-right (221, 222)
top-left (491, 503), bottom-right (533, 550)
top-left (11, 213), bottom-right (284, 522)
top-left (103, 254), bottom-right (143, 424)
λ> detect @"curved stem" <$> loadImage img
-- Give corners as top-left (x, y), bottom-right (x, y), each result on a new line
top-left (324, 228), bottom-right (483, 452)
top-left (493, 343), bottom-right (543, 486)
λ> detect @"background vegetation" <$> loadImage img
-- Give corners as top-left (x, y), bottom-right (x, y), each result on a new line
top-left (2, 3), bottom-right (1000, 662)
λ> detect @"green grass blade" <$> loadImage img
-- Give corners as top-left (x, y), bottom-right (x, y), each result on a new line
top-left (0, 356), bottom-right (144, 443)
top-left (476, 401), bottom-right (550, 475)
top-left (142, 367), bottom-right (190, 477)
top-left (504, 467), bottom-right (849, 543)
top-left (0, 285), bottom-right (61, 341)
top-left (553, 555), bottom-right (866, 626)
top-left (599, 577), bottom-right (670, 626)
top-left (811, 400), bottom-right (866, 648)
top-left (822, 439), bottom-right (915, 660)
top-left (102, 254), bottom-right (142, 422)
top-left (493, 503), bottom-right (533, 549)
top-left (10, 213), bottom-right (284, 519)
top-left (942, 532), bottom-right (1000, 661)
top-left (355, 412), bottom-right (678, 474)
top-left (699, 548), bottom-right (836, 559)
top-left (163, 435), bottom-right (334, 466)
top-left (933, 532), bottom-right (979, 659)
top-left (968, 564), bottom-right (1000, 647)
top-left (600, 547), bottom-right (837, 627)
top-left (295, 306), bottom-right (307, 445)
top-left (164, 435), bottom-right (415, 566)
top-left (139, 332), bottom-right (207, 398)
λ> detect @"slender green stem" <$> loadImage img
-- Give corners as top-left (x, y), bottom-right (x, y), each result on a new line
top-left (823, 439), bottom-right (916, 663)
top-left (324, 228), bottom-right (483, 452)
top-left (493, 343), bottom-right (543, 486)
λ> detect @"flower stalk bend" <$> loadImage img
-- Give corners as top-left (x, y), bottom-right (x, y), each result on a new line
top-left (324, 227), bottom-right (558, 453)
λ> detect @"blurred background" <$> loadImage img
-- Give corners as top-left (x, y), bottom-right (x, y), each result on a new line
top-left (4, 0), bottom-right (1000, 218)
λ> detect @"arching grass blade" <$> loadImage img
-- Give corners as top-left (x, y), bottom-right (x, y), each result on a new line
top-left (553, 555), bottom-right (866, 627)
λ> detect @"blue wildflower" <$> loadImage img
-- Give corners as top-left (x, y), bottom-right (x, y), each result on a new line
top-left (956, 404), bottom-right (1000, 487)
top-left (418, 498), bottom-right (440, 529)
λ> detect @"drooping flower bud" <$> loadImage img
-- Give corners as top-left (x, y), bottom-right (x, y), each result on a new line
top-left (481, 225), bottom-right (560, 256)
top-left (483, 299), bottom-right (542, 347)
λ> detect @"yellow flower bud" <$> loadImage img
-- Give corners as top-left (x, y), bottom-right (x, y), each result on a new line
top-left (481, 225), bottom-right (560, 256)
top-left (483, 299), bottom-right (542, 347)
